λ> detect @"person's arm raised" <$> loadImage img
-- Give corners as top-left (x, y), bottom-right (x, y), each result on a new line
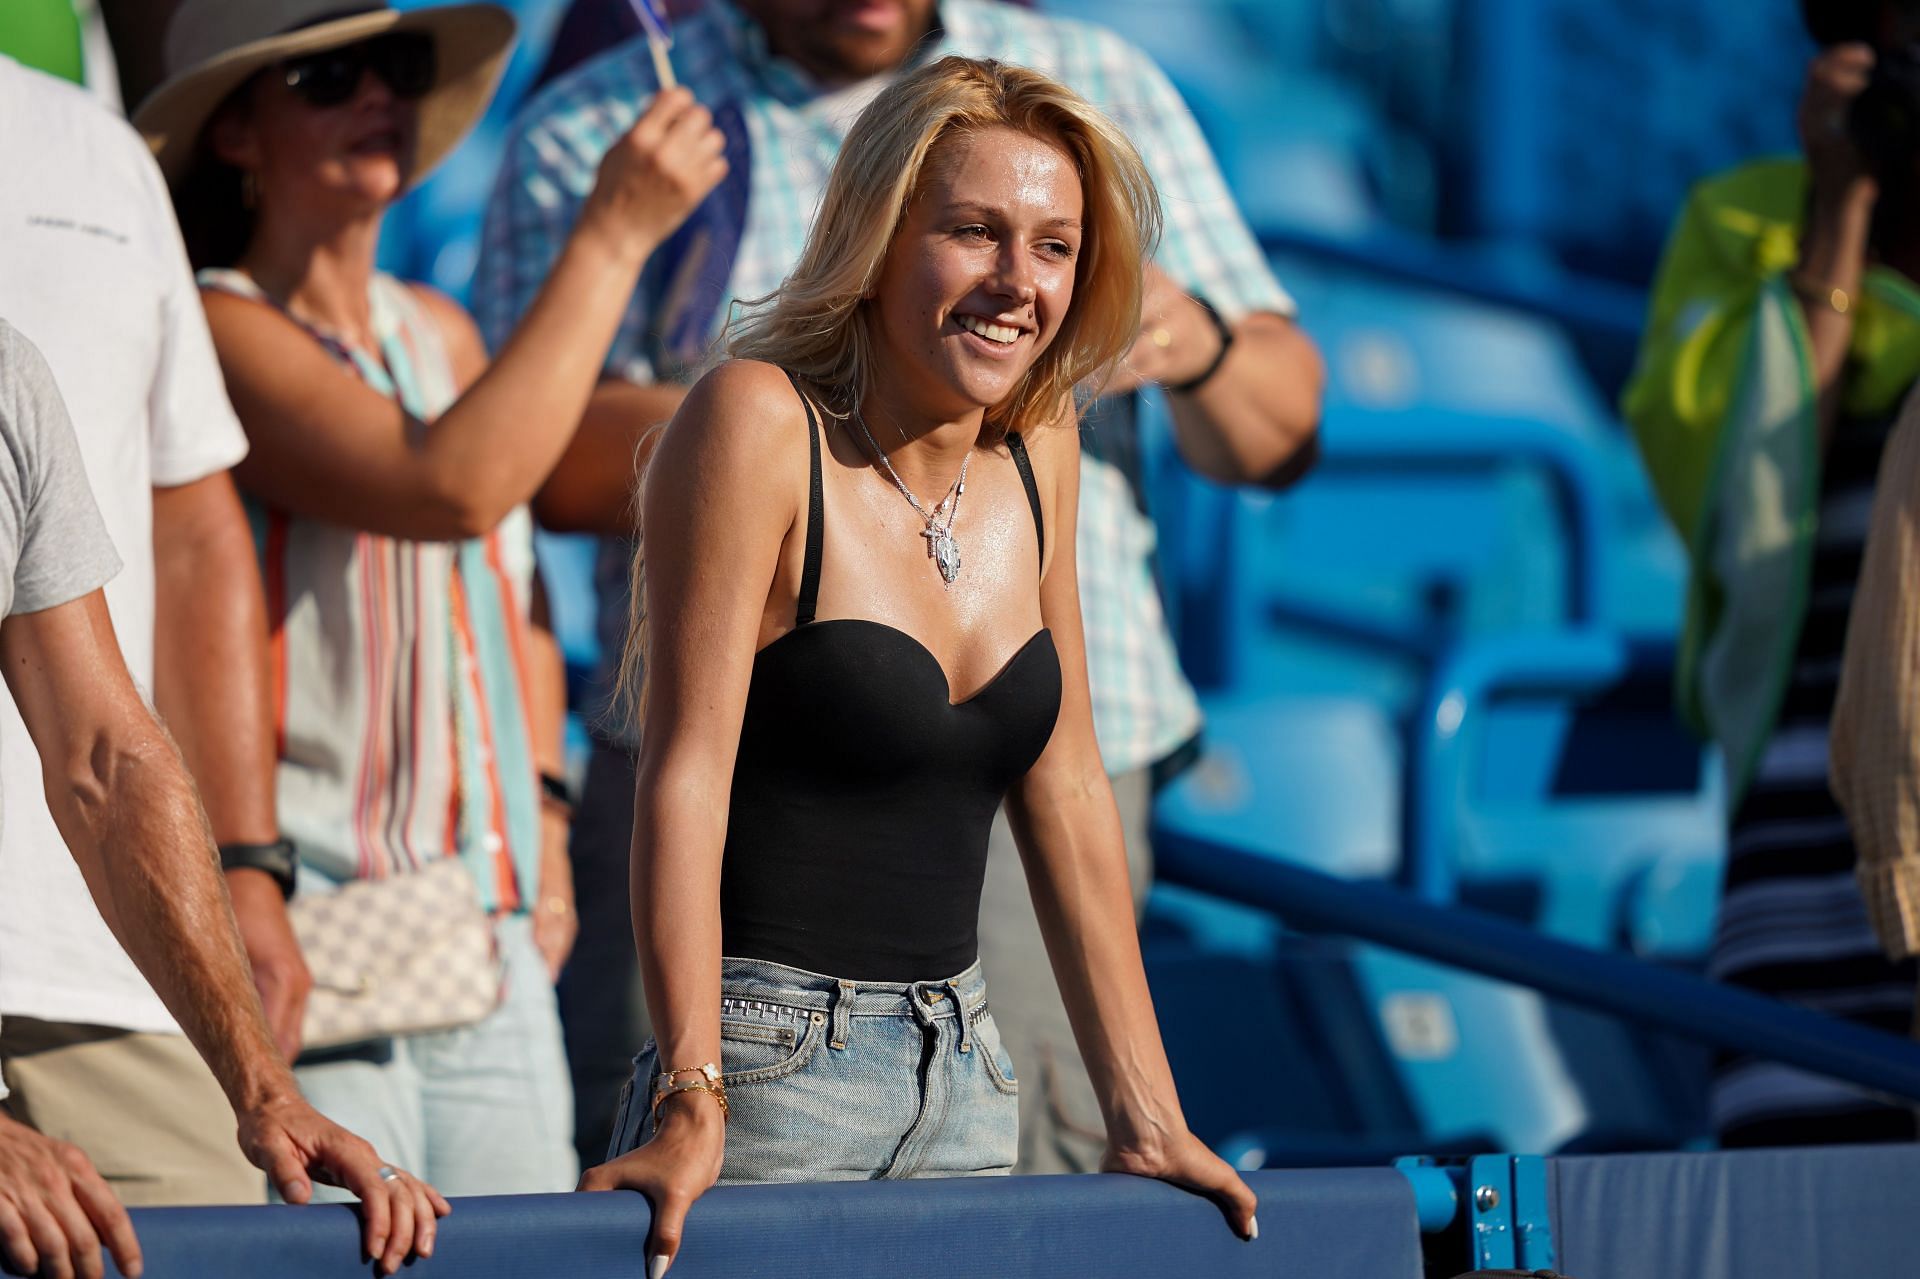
top-left (575, 361), bottom-right (807, 1277)
top-left (1003, 422), bottom-right (1258, 1242)
top-left (210, 88), bottom-right (727, 541)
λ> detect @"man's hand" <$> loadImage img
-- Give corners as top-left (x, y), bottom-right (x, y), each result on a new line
top-left (225, 869), bottom-right (311, 1062)
top-left (532, 807), bottom-right (579, 981)
top-left (0, 1113), bottom-right (141, 1279)
top-left (235, 1096), bottom-right (449, 1276)
top-left (1102, 265), bottom-right (1224, 398)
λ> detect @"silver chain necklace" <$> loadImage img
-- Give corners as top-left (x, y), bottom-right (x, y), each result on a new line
top-left (851, 409), bottom-right (971, 587)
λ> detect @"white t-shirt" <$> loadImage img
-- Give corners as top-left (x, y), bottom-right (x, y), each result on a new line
top-left (0, 57), bottom-right (249, 1034)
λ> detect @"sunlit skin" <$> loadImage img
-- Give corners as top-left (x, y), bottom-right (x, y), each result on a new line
top-left (209, 68), bottom-right (418, 348)
top-left (860, 126), bottom-right (1083, 474)
top-left (576, 120), bottom-right (1260, 1274)
top-left (218, 67), bottom-right (419, 210)
top-left (536, 4), bottom-right (1321, 538)
top-left (734, 0), bottom-right (935, 85)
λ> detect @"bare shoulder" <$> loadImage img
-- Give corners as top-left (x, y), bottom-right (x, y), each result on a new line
top-left (199, 286), bottom-right (318, 381)
top-left (1012, 405), bottom-right (1083, 486)
top-left (647, 359), bottom-right (813, 506)
top-left (402, 282), bottom-right (488, 386)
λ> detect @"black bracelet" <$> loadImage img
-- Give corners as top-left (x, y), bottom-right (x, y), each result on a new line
top-left (1165, 295), bottom-right (1235, 395)
top-left (539, 770), bottom-right (577, 815)
top-left (219, 838), bottom-right (299, 901)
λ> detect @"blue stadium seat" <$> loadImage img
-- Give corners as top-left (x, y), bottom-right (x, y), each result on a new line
top-left (1445, 0), bottom-right (1807, 280)
top-left (1040, 0), bottom-right (1419, 236)
top-left (1409, 630), bottom-right (1723, 950)
top-left (1155, 691), bottom-right (1401, 878)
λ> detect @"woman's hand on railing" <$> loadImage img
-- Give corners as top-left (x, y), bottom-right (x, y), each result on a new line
top-left (1103, 1129), bottom-right (1259, 1243)
top-left (577, 1092), bottom-right (726, 1277)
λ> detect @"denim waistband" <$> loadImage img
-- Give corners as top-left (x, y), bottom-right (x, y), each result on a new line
top-left (718, 954), bottom-right (988, 1026)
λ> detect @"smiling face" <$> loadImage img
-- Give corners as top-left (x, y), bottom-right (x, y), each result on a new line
top-left (866, 126), bottom-right (1085, 424)
top-left (211, 54), bottom-right (421, 220)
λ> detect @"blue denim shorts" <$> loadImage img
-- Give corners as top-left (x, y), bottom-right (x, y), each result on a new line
top-left (608, 955), bottom-right (1019, 1182)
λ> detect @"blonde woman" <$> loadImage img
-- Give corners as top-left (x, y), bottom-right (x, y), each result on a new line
top-left (579, 56), bottom-right (1257, 1274)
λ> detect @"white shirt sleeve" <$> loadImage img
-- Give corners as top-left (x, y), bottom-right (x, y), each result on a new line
top-left (128, 130), bottom-right (249, 488)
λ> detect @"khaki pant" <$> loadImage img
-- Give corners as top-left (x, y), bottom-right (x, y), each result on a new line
top-left (1, 1018), bottom-right (263, 1206)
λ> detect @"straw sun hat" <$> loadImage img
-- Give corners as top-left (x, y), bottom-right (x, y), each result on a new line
top-left (133, 0), bottom-right (516, 188)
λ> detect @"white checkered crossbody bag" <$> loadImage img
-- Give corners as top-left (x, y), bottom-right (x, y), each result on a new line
top-left (289, 858), bottom-right (503, 1051)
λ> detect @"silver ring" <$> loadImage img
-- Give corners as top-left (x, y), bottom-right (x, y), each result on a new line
top-left (377, 1165), bottom-right (402, 1183)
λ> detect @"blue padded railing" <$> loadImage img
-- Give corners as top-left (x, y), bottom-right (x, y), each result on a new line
top-left (105, 1169), bottom-right (1422, 1278)
top-left (1156, 833), bottom-right (1920, 1106)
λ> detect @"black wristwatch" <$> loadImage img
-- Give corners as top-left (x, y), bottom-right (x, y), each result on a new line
top-left (219, 838), bottom-right (299, 901)
top-left (539, 770), bottom-right (578, 816)
top-left (1165, 295), bottom-right (1235, 395)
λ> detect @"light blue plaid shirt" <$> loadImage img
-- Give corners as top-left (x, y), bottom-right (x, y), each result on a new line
top-left (474, 0), bottom-right (1293, 773)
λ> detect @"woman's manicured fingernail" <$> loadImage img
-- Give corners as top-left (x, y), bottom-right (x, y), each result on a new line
top-left (370, 1236), bottom-right (386, 1260)
top-left (649, 1253), bottom-right (671, 1279)
top-left (1249, 1216), bottom-right (1259, 1242)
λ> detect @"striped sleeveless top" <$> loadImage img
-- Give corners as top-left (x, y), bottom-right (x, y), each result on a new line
top-left (199, 269), bottom-right (539, 913)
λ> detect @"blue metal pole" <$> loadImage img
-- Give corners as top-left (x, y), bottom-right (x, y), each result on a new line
top-left (1156, 833), bottom-right (1920, 1104)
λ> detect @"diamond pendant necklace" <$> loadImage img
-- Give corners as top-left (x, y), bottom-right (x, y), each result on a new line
top-left (851, 408), bottom-right (972, 587)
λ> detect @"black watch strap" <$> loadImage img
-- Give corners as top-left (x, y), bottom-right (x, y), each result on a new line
top-left (539, 770), bottom-right (577, 814)
top-left (1165, 295), bottom-right (1235, 395)
top-left (219, 838), bottom-right (299, 900)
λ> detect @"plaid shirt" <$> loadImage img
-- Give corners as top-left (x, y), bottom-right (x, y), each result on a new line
top-left (474, 0), bottom-right (1293, 772)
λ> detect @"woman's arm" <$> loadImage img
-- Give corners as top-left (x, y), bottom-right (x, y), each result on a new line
top-left (208, 89), bottom-right (727, 542)
top-left (525, 572), bottom-right (578, 981)
top-left (1004, 423), bottom-right (1258, 1241)
top-left (575, 362), bottom-right (808, 1275)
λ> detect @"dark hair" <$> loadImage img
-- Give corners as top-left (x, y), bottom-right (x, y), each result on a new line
top-left (1801, 0), bottom-right (1919, 45)
top-left (172, 76), bottom-right (262, 271)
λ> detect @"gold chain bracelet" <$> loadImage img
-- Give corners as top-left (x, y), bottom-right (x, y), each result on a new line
top-left (652, 1077), bottom-right (729, 1121)
top-left (660, 1062), bottom-right (721, 1086)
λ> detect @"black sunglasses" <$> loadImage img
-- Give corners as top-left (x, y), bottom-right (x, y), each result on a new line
top-left (280, 32), bottom-right (436, 108)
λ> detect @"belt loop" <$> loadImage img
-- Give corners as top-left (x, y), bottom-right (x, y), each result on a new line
top-left (949, 979), bottom-right (972, 1054)
top-left (830, 980), bottom-right (854, 1050)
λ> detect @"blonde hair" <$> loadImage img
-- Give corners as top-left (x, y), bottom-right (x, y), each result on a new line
top-left (729, 55), bottom-right (1161, 431)
top-left (613, 56), bottom-right (1161, 729)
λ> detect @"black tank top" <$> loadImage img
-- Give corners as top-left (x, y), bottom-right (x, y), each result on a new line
top-left (718, 380), bottom-right (1063, 981)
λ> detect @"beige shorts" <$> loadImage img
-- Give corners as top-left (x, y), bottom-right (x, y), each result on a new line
top-left (1, 1017), bottom-right (264, 1206)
